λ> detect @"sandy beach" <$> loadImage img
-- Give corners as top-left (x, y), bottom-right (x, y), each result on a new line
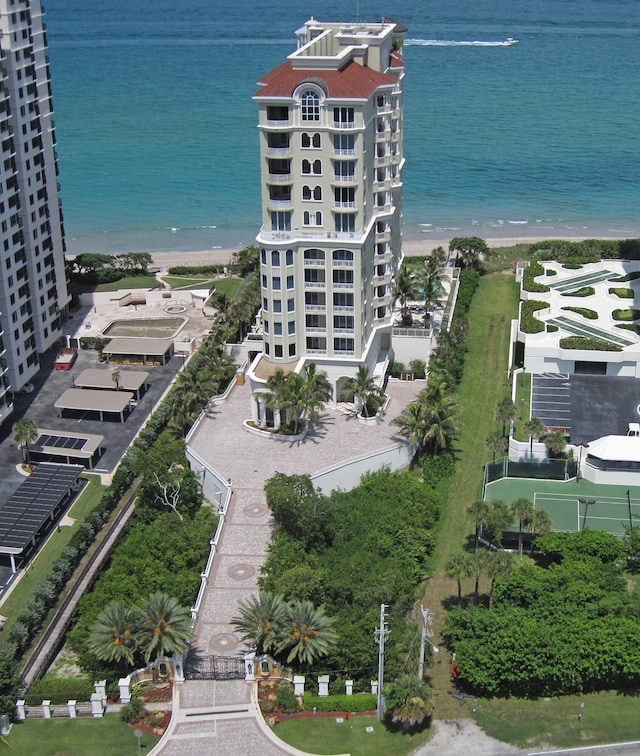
top-left (147, 234), bottom-right (631, 271)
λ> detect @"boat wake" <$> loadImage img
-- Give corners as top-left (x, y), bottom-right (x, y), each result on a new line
top-left (405, 38), bottom-right (516, 47)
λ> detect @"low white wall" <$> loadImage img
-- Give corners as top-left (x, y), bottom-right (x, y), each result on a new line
top-left (582, 463), bottom-right (640, 488)
top-left (509, 437), bottom-right (548, 463)
top-left (391, 332), bottom-right (432, 365)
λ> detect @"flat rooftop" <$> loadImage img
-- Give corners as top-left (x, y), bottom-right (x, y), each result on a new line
top-left (55, 388), bottom-right (133, 414)
top-left (105, 337), bottom-right (174, 356)
top-left (74, 368), bottom-right (149, 391)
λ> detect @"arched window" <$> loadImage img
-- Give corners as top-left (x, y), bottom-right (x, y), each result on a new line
top-left (312, 159), bottom-right (321, 175)
top-left (302, 159), bottom-right (311, 174)
top-left (301, 133), bottom-right (311, 148)
top-left (313, 185), bottom-right (322, 200)
top-left (303, 186), bottom-right (322, 201)
top-left (312, 133), bottom-right (321, 148)
top-left (301, 90), bottom-right (320, 121)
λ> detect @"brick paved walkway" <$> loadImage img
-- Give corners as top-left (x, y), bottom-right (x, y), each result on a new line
top-left (154, 378), bottom-right (422, 755)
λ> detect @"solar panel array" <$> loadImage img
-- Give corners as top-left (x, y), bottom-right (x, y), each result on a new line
top-left (36, 434), bottom-right (87, 451)
top-left (0, 464), bottom-right (83, 553)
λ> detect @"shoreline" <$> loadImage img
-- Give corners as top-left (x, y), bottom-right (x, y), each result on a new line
top-left (144, 234), bottom-right (636, 270)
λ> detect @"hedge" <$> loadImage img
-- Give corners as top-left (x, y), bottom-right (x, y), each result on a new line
top-left (166, 264), bottom-right (225, 276)
top-left (520, 300), bottom-right (548, 333)
top-left (529, 238), bottom-right (640, 262)
top-left (522, 261), bottom-right (549, 293)
top-left (612, 309), bottom-right (640, 321)
top-left (561, 286), bottom-right (595, 298)
top-left (559, 336), bottom-right (622, 351)
top-left (25, 674), bottom-right (94, 706)
top-left (303, 692), bottom-right (377, 713)
top-left (560, 307), bottom-right (598, 320)
top-left (609, 287), bottom-right (635, 299)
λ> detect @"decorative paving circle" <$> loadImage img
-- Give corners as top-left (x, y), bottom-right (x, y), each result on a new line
top-left (243, 502), bottom-right (269, 518)
top-left (209, 633), bottom-right (237, 653)
top-left (227, 562), bottom-right (256, 581)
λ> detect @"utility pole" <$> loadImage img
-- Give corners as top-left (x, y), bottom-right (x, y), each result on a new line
top-left (418, 606), bottom-right (438, 679)
top-left (374, 603), bottom-right (389, 720)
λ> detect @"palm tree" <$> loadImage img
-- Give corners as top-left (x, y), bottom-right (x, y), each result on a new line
top-left (88, 601), bottom-right (139, 667)
top-left (302, 362), bottom-right (333, 422)
top-left (385, 674), bottom-right (432, 728)
top-left (466, 499), bottom-right (490, 550)
top-left (231, 591), bottom-right (288, 654)
top-left (13, 417), bottom-right (38, 465)
top-left (137, 592), bottom-right (193, 662)
top-left (279, 599), bottom-right (338, 665)
top-left (485, 430), bottom-right (507, 462)
top-left (417, 256), bottom-right (445, 324)
top-left (421, 391), bottom-right (459, 454)
top-left (467, 549), bottom-right (488, 605)
top-left (392, 401), bottom-right (428, 453)
top-left (494, 397), bottom-right (517, 436)
top-left (111, 368), bottom-right (121, 391)
top-left (343, 366), bottom-right (384, 418)
top-left (485, 550), bottom-right (516, 609)
top-left (544, 431), bottom-right (567, 458)
top-left (484, 499), bottom-right (511, 547)
top-left (393, 268), bottom-right (417, 324)
top-left (509, 497), bottom-right (535, 558)
top-left (445, 552), bottom-right (470, 607)
top-left (528, 508), bottom-right (553, 552)
top-left (523, 417), bottom-right (545, 458)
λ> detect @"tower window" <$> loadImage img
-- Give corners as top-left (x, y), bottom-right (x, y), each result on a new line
top-left (301, 90), bottom-right (320, 121)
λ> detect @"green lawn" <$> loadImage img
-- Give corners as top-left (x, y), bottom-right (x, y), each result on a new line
top-left (273, 715), bottom-right (432, 755)
top-left (4, 715), bottom-right (159, 755)
top-left (513, 371), bottom-right (532, 442)
top-left (162, 276), bottom-right (216, 290)
top-left (72, 275), bottom-right (159, 293)
top-left (212, 277), bottom-right (243, 298)
top-left (0, 475), bottom-right (105, 632)
top-left (474, 690), bottom-right (640, 750)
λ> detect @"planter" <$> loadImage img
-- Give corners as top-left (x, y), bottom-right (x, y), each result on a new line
top-left (357, 412), bottom-right (380, 426)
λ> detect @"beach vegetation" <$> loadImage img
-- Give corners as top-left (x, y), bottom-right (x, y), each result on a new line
top-left (560, 306), bottom-right (598, 319)
top-left (230, 244), bottom-right (260, 276)
top-left (559, 336), bottom-right (622, 351)
top-left (69, 252), bottom-right (154, 290)
top-left (449, 236), bottom-right (489, 270)
top-left (166, 264), bottom-right (225, 276)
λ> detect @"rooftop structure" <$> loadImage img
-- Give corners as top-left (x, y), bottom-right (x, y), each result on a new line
top-left (0, 1), bottom-right (70, 399)
top-left (248, 18), bottom-right (406, 418)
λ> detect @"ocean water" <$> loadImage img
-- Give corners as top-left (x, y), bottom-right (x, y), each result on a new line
top-left (44, 0), bottom-right (640, 254)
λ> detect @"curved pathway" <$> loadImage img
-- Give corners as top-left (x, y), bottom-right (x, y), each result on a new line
top-left (153, 378), bottom-right (422, 754)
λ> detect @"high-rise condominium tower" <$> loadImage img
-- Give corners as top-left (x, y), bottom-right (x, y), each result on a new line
top-left (249, 17), bottom-right (405, 409)
top-left (0, 0), bottom-right (69, 420)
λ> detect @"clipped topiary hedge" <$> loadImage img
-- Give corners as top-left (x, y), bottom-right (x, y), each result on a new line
top-left (25, 674), bottom-right (94, 706)
top-left (612, 309), bottom-right (640, 322)
top-left (609, 287), bottom-right (635, 299)
top-left (561, 286), bottom-right (595, 298)
top-left (561, 306), bottom-right (598, 320)
top-left (303, 692), bottom-right (377, 713)
top-left (520, 300), bottom-right (548, 333)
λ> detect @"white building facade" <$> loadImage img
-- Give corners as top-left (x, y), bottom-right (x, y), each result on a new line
top-left (0, 0), bottom-right (70, 398)
top-left (248, 18), bottom-right (406, 409)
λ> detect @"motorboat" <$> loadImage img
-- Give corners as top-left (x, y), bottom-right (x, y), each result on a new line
top-left (504, 37), bottom-right (518, 45)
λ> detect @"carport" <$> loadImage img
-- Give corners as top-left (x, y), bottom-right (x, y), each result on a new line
top-left (54, 388), bottom-right (134, 422)
top-left (104, 337), bottom-right (174, 365)
top-left (0, 463), bottom-right (84, 573)
top-left (74, 368), bottom-right (149, 400)
top-left (30, 429), bottom-right (104, 469)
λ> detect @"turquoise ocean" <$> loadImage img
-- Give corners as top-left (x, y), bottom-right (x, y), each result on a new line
top-left (44, 0), bottom-right (640, 255)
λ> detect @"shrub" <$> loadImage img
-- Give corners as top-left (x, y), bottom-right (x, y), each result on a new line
top-left (26, 675), bottom-right (94, 706)
top-left (120, 696), bottom-right (146, 724)
top-left (391, 361), bottom-right (405, 377)
top-left (561, 286), bottom-right (595, 297)
top-left (422, 451), bottom-right (456, 486)
top-left (522, 261), bottom-right (549, 293)
top-left (545, 268), bottom-right (557, 276)
top-left (547, 324), bottom-right (559, 332)
top-left (560, 336), bottom-right (622, 351)
top-left (609, 287), bottom-right (634, 299)
top-left (303, 692), bottom-right (376, 713)
top-left (612, 309), bottom-right (640, 321)
top-left (520, 300), bottom-right (548, 333)
top-left (276, 681), bottom-right (299, 713)
top-left (560, 306), bottom-right (598, 320)
top-left (8, 622), bottom-right (29, 651)
top-left (609, 271), bottom-right (640, 283)
top-left (33, 580), bottom-right (57, 607)
top-left (562, 262), bottom-right (583, 269)
top-left (409, 359), bottom-right (427, 379)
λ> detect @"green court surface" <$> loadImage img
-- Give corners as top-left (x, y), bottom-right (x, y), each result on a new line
top-left (485, 477), bottom-right (640, 535)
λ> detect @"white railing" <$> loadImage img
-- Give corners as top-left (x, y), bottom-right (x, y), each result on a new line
top-left (332, 121), bottom-right (356, 129)
top-left (305, 304), bottom-right (326, 311)
top-left (333, 174), bottom-right (357, 183)
top-left (333, 148), bottom-right (355, 156)
top-left (333, 281), bottom-right (354, 289)
top-left (265, 119), bottom-right (290, 128)
top-left (266, 173), bottom-right (292, 184)
top-left (334, 201), bottom-right (356, 209)
top-left (332, 259), bottom-right (354, 266)
top-left (265, 147), bottom-right (292, 157)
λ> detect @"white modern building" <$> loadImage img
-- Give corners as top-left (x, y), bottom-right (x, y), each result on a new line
top-left (0, 0), bottom-right (70, 399)
top-left (247, 17), bottom-right (406, 421)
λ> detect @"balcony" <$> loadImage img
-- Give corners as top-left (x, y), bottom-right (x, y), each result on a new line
top-left (332, 258), bottom-right (354, 267)
top-left (333, 305), bottom-right (355, 313)
top-left (374, 155), bottom-right (390, 168)
top-left (307, 349), bottom-right (327, 355)
top-left (332, 120), bottom-right (356, 130)
top-left (265, 146), bottom-right (292, 158)
top-left (305, 304), bottom-right (326, 312)
top-left (334, 327), bottom-right (355, 335)
top-left (334, 201), bottom-right (356, 210)
top-left (306, 326), bottom-right (326, 333)
top-left (333, 281), bottom-right (354, 289)
top-left (265, 119), bottom-right (291, 128)
top-left (266, 173), bottom-right (292, 184)
top-left (304, 281), bottom-right (326, 288)
top-left (334, 350), bottom-right (355, 357)
top-left (267, 198), bottom-right (294, 210)
top-left (303, 258), bottom-right (325, 267)
top-left (333, 174), bottom-right (357, 184)
top-left (333, 148), bottom-right (356, 157)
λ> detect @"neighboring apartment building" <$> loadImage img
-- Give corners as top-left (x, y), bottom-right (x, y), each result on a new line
top-left (248, 17), bottom-right (406, 412)
top-left (0, 0), bottom-right (69, 405)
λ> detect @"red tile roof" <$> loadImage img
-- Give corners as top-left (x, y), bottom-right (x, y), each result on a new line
top-left (389, 50), bottom-right (405, 68)
top-left (254, 59), bottom-right (397, 100)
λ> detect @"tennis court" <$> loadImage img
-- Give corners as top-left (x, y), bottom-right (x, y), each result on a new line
top-left (485, 476), bottom-right (640, 536)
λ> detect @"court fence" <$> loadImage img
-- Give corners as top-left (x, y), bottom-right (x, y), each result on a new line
top-left (484, 457), bottom-right (578, 497)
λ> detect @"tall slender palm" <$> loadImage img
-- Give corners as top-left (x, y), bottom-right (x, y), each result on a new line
top-left (484, 499), bottom-right (511, 547)
top-left (12, 417), bottom-right (38, 465)
top-left (303, 362), bottom-right (333, 422)
top-left (88, 601), bottom-right (139, 667)
top-left (392, 401), bottom-right (428, 452)
top-left (466, 499), bottom-right (490, 550)
top-left (393, 268), bottom-right (417, 324)
top-left (385, 674), bottom-right (432, 728)
top-left (494, 397), bottom-right (517, 436)
top-left (445, 552), bottom-right (470, 607)
top-left (231, 591), bottom-right (288, 654)
top-left (509, 497), bottom-right (535, 558)
top-left (111, 368), bottom-right (121, 391)
top-left (523, 417), bottom-right (545, 458)
top-left (417, 256), bottom-right (446, 324)
top-left (343, 366), bottom-right (384, 418)
top-left (485, 430), bottom-right (507, 462)
top-left (137, 592), bottom-right (193, 662)
top-left (266, 368), bottom-right (291, 428)
top-left (421, 392), bottom-right (458, 454)
top-left (279, 599), bottom-right (338, 665)
top-left (467, 549), bottom-right (488, 605)
top-left (528, 508), bottom-right (553, 552)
